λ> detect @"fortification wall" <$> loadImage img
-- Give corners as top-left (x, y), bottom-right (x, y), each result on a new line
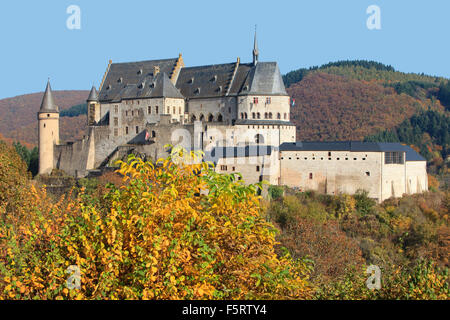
top-left (215, 151), bottom-right (280, 185)
top-left (54, 135), bottom-right (92, 177)
top-left (381, 160), bottom-right (406, 200)
top-left (406, 161), bottom-right (428, 193)
top-left (280, 150), bottom-right (382, 199)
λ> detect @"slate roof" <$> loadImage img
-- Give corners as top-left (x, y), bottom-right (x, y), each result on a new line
top-left (239, 62), bottom-right (287, 96)
top-left (204, 145), bottom-right (275, 162)
top-left (98, 57), bottom-right (288, 101)
top-left (177, 61), bottom-right (287, 98)
top-left (87, 86), bottom-right (98, 101)
top-left (98, 58), bottom-right (178, 102)
top-left (39, 80), bottom-right (59, 112)
top-left (279, 141), bottom-right (426, 161)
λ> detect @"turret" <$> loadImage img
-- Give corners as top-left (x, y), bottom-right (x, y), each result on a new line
top-left (37, 79), bottom-right (59, 175)
top-left (87, 85), bottom-right (100, 125)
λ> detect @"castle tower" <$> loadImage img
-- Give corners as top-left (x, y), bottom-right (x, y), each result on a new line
top-left (87, 85), bottom-right (100, 125)
top-left (37, 80), bottom-right (59, 175)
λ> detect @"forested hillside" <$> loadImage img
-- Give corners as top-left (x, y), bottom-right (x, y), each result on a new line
top-left (365, 110), bottom-right (449, 175)
top-left (285, 60), bottom-right (447, 142)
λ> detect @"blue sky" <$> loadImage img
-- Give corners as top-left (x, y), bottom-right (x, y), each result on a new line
top-left (0, 0), bottom-right (449, 99)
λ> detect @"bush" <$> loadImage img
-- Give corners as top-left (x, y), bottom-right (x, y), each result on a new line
top-left (315, 259), bottom-right (449, 300)
top-left (278, 217), bottom-right (364, 283)
top-left (268, 185), bottom-right (284, 200)
top-left (0, 148), bottom-right (313, 300)
top-left (354, 190), bottom-right (376, 216)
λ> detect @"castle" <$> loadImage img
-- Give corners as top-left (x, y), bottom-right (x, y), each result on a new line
top-left (37, 33), bottom-right (428, 202)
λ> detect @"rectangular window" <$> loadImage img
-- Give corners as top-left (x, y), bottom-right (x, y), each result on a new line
top-left (148, 106), bottom-right (152, 114)
top-left (114, 117), bottom-right (118, 126)
top-left (309, 173), bottom-right (313, 179)
top-left (256, 165), bottom-right (260, 172)
top-left (266, 97), bottom-right (271, 104)
top-left (114, 105), bottom-right (118, 114)
top-left (136, 126), bottom-right (139, 134)
top-left (385, 152), bottom-right (404, 164)
top-left (253, 97), bottom-right (259, 104)
top-left (125, 127), bottom-right (129, 135)
top-left (220, 165), bottom-right (227, 171)
top-left (114, 128), bottom-right (118, 137)
top-left (156, 106), bottom-right (159, 114)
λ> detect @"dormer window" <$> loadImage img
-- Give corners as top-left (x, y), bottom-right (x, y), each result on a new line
top-left (118, 77), bottom-right (123, 83)
top-left (194, 88), bottom-right (201, 95)
top-left (106, 85), bottom-right (111, 90)
top-left (137, 69), bottom-right (143, 75)
top-left (211, 75), bottom-right (217, 82)
top-left (188, 77), bottom-right (194, 84)
top-left (216, 86), bottom-right (222, 92)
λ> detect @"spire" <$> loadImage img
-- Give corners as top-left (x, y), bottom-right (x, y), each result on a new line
top-left (40, 79), bottom-right (58, 112)
top-left (252, 25), bottom-right (259, 66)
top-left (87, 85), bottom-right (98, 102)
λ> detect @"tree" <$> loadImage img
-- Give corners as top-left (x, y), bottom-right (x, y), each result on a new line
top-left (0, 147), bottom-right (313, 300)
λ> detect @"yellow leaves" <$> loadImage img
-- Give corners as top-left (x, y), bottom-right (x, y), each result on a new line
top-left (0, 149), bottom-right (314, 301)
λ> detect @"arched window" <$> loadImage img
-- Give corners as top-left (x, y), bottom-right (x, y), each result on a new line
top-left (255, 134), bottom-right (264, 144)
top-left (269, 112), bottom-right (273, 119)
top-left (264, 112), bottom-right (268, 119)
top-left (200, 114), bottom-right (205, 121)
top-left (277, 112), bottom-right (281, 119)
top-left (284, 113), bottom-right (287, 119)
top-left (191, 114), bottom-right (197, 122)
top-left (208, 114), bottom-right (214, 122)
top-left (244, 112), bottom-right (248, 119)
top-left (257, 112), bottom-right (260, 119)
top-left (240, 112), bottom-right (244, 119)
top-left (252, 112), bottom-right (255, 119)
top-left (217, 114), bottom-right (223, 122)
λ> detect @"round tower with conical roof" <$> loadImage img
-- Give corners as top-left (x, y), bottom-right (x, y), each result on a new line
top-left (87, 85), bottom-right (100, 125)
top-left (37, 80), bottom-right (59, 175)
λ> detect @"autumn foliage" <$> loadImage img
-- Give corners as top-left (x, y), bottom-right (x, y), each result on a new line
top-left (0, 147), bottom-right (313, 300)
